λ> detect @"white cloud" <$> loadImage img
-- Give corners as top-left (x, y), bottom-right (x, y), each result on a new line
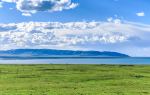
top-left (136, 12), bottom-right (145, 17)
top-left (0, 2), bottom-right (3, 8)
top-left (113, 19), bottom-right (121, 24)
top-left (0, 0), bottom-right (78, 16)
top-left (22, 12), bottom-right (31, 16)
top-left (107, 17), bottom-right (113, 22)
top-left (1, 20), bottom-right (150, 56)
top-left (9, 7), bottom-right (13, 10)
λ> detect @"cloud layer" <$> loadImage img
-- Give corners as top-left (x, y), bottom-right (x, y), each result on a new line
top-left (0, 0), bottom-right (78, 16)
top-left (0, 20), bottom-right (150, 56)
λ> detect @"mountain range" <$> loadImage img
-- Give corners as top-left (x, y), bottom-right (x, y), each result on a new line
top-left (0, 49), bottom-right (129, 58)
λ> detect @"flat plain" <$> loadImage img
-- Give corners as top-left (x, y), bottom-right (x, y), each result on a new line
top-left (0, 64), bottom-right (150, 95)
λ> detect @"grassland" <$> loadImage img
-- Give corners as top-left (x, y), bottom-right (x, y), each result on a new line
top-left (0, 64), bottom-right (150, 95)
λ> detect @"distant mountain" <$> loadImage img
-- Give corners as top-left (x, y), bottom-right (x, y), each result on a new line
top-left (0, 49), bottom-right (129, 58)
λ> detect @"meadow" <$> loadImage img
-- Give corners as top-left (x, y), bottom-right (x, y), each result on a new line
top-left (0, 64), bottom-right (150, 95)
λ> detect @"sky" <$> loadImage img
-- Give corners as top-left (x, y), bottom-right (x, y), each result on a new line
top-left (0, 0), bottom-right (150, 56)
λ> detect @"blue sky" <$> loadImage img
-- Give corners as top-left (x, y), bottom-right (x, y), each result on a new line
top-left (0, 0), bottom-right (150, 23)
top-left (0, 0), bottom-right (150, 56)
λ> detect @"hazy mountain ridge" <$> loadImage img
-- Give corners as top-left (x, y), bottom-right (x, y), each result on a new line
top-left (0, 49), bottom-right (129, 57)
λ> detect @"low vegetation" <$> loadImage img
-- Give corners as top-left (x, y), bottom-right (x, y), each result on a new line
top-left (0, 64), bottom-right (150, 95)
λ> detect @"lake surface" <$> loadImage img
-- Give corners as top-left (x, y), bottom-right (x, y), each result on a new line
top-left (0, 57), bottom-right (150, 64)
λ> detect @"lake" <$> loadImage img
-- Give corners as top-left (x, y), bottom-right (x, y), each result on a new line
top-left (0, 57), bottom-right (150, 64)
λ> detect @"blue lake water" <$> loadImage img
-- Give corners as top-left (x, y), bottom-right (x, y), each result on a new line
top-left (0, 57), bottom-right (150, 64)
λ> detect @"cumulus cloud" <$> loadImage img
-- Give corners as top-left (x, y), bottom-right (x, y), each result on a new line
top-left (1, 20), bottom-right (150, 56)
top-left (136, 12), bottom-right (145, 17)
top-left (0, 0), bottom-right (78, 16)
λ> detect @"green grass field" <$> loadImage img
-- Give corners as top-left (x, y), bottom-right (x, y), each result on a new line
top-left (0, 64), bottom-right (150, 95)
